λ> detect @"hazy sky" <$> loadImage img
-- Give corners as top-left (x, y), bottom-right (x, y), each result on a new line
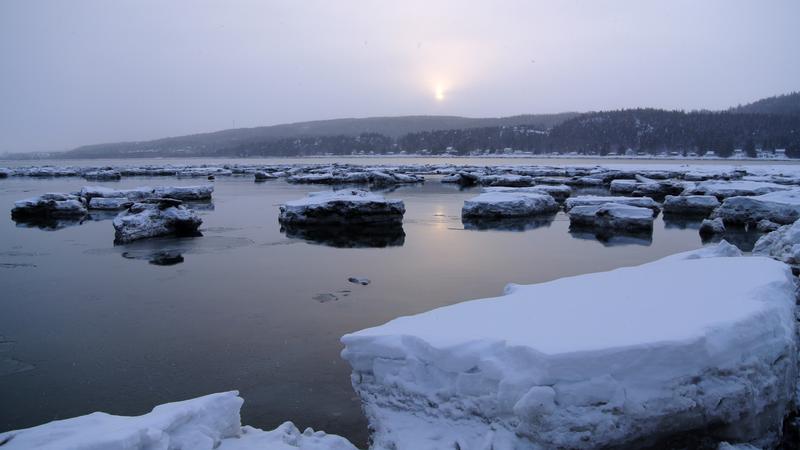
top-left (1, 0), bottom-right (798, 153)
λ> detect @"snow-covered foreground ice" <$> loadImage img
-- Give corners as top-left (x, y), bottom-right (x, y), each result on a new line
top-left (341, 244), bottom-right (799, 449)
top-left (0, 391), bottom-right (357, 450)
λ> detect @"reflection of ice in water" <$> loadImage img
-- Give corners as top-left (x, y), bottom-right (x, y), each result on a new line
top-left (85, 235), bottom-right (254, 265)
top-left (568, 226), bottom-right (653, 247)
top-left (462, 214), bottom-right (556, 232)
top-left (280, 224), bottom-right (405, 248)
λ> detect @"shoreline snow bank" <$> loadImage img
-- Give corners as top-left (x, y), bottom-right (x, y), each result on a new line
top-left (341, 245), bottom-right (798, 449)
top-left (0, 391), bottom-right (357, 450)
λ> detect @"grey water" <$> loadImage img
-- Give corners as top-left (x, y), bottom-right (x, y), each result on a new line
top-left (0, 167), bottom-right (755, 446)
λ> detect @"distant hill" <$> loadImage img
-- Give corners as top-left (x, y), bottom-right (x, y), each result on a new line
top-left (60, 113), bottom-right (578, 159)
top-left (21, 91), bottom-right (800, 159)
top-left (729, 92), bottom-right (800, 115)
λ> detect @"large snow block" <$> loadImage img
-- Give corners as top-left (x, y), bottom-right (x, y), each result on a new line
top-left (341, 251), bottom-right (798, 450)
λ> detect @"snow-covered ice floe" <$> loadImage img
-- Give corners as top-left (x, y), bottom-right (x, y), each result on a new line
top-left (663, 194), bottom-right (720, 216)
top-left (483, 185), bottom-right (572, 202)
top-left (0, 391), bottom-right (357, 450)
top-left (113, 199), bottom-right (203, 243)
top-left (11, 193), bottom-right (88, 220)
top-left (462, 192), bottom-right (558, 218)
top-left (714, 189), bottom-right (800, 225)
top-left (341, 244), bottom-right (798, 449)
top-left (278, 189), bottom-right (404, 226)
top-left (684, 180), bottom-right (792, 199)
top-left (564, 195), bottom-right (661, 216)
top-left (80, 185), bottom-right (214, 203)
top-left (568, 203), bottom-right (655, 232)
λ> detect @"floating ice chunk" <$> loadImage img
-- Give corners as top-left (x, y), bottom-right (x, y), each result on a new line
top-left (565, 195), bottom-right (661, 215)
top-left (714, 190), bottom-right (800, 225)
top-left (83, 169), bottom-right (121, 180)
top-left (342, 255), bottom-right (798, 449)
top-left (80, 186), bottom-right (156, 202)
top-left (279, 189), bottom-right (404, 226)
top-left (569, 203), bottom-right (654, 231)
top-left (700, 217), bottom-right (726, 237)
top-left (477, 174), bottom-right (534, 187)
top-left (87, 197), bottom-right (133, 210)
top-left (12, 193), bottom-right (87, 219)
top-left (483, 185), bottom-right (571, 202)
top-left (153, 185), bottom-right (214, 201)
top-left (112, 199), bottom-right (202, 243)
top-left (686, 180), bottom-right (791, 199)
top-left (462, 192), bottom-right (558, 218)
top-left (663, 195), bottom-right (720, 216)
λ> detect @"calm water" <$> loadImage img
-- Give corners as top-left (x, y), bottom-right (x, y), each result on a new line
top-left (0, 169), bottom-right (746, 445)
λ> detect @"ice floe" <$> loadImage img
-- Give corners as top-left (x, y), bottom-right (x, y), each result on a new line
top-left (113, 199), bottom-right (203, 243)
top-left (714, 190), bottom-right (800, 225)
top-left (278, 190), bottom-right (404, 226)
top-left (462, 192), bottom-right (558, 218)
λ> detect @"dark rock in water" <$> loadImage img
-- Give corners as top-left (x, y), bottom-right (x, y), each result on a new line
top-left (147, 250), bottom-right (185, 266)
top-left (113, 201), bottom-right (202, 243)
top-left (462, 214), bottom-right (556, 232)
top-left (312, 293), bottom-right (339, 303)
top-left (281, 223), bottom-right (405, 248)
top-left (348, 277), bottom-right (371, 286)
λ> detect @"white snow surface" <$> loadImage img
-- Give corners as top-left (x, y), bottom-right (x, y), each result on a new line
top-left (0, 391), bottom-right (357, 450)
top-left (341, 246), bottom-right (798, 449)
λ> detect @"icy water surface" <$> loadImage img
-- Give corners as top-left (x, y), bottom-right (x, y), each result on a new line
top-left (0, 174), bottom-right (720, 445)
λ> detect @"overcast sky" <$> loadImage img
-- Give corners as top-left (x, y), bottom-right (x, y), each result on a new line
top-left (1, 0), bottom-right (798, 153)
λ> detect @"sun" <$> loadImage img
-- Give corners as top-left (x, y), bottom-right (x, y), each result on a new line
top-left (434, 84), bottom-right (445, 101)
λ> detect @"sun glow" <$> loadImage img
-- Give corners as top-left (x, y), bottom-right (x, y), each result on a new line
top-left (434, 84), bottom-right (445, 101)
